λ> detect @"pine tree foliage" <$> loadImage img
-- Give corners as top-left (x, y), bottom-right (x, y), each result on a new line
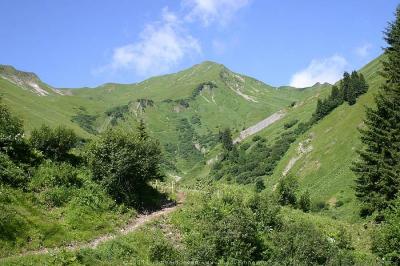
top-left (137, 119), bottom-right (148, 140)
top-left (353, 6), bottom-right (400, 213)
top-left (313, 71), bottom-right (368, 122)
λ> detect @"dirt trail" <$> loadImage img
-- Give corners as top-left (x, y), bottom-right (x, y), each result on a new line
top-left (233, 110), bottom-right (286, 144)
top-left (1, 194), bottom-right (185, 261)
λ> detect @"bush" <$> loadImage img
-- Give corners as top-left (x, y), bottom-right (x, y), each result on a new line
top-left (312, 200), bottom-right (328, 212)
top-left (0, 101), bottom-right (29, 162)
top-left (175, 187), bottom-right (276, 264)
top-left (86, 128), bottom-right (163, 206)
top-left (0, 153), bottom-right (27, 187)
top-left (0, 187), bottom-right (26, 241)
top-left (266, 219), bottom-right (345, 265)
top-left (284, 119), bottom-right (299, 129)
top-left (30, 162), bottom-right (83, 189)
top-left (276, 175), bottom-right (298, 206)
top-left (149, 241), bottom-right (180, 263)
top-left (30, 162), bottom-right (84, 207)
top-left (298, 190), bottom-right (311, 212)
top-left (372, 197), bottom-right (400, 264)
top-left (335, 200), bottom-right (344, 208)
top-left (30, 125), bottom-right (78, 161)
top-left (255, 179), bottom-right (265, 192)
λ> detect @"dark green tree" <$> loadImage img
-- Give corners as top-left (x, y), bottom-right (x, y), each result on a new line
top-left (86, 128), bottom-right (163, 206)
top-left (276, 175), bottom-right (298, 206)
top-left (341, 72), bottom-right (351, 102)
top-left (298, 190), bottom-right (311, 212)
top-left (353, 6), bottom-right (400, 213)
top-left (0, 100), bottom-right (27, 161)
top-left (219, 128), bottom-right (234, 151)
top-left (137, 119), bottom-right (148, 140)
top-left (359, 73), bottom-right (369, 94)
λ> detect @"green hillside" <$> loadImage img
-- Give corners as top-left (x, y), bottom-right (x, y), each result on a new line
top-left (263, 56), bottom-right (384, 222)
top-left (0, 61), bottom-right (328, 172)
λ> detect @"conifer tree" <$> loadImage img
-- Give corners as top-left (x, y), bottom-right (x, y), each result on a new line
top-left (341, 72), bottom-right (351, 102)
top-left (353, 6), bottom-right (400, 214)
top-left (137, 119), bottom-right (148, 140)
top-left (359, 73), bottom-right (369, 94)
top-left (219, 128), bottom-right (234, 151)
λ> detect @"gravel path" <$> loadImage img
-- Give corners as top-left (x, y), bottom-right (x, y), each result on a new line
top-left (233, 110), bottom-right (286, 144)
top-left (1, 196), bottom-right (184, 261)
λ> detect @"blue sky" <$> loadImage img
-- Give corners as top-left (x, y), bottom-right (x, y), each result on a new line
top-left (0, 0), bottom-right (398, 88)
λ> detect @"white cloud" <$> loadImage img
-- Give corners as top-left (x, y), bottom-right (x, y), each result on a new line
top-left (101, 8), bottom-right (201, 77)
top-left (289, 55), bottom-right (348, 88)
top-left (355, 43), bottom-right (372, 58)
top-left (183, 0), bottom-right (250, 26)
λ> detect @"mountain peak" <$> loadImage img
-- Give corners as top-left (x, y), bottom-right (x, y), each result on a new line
top-left (0, 64), bottom-right (66, 96)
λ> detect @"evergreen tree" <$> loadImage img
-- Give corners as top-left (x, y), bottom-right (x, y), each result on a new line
top-left (341, 72), bottom-right (351, 102)
top-left (298, 190), bottom-right (311, 212)
top-left (353, 6), bottom-right (400, 213)
top-left (330, 85), bottom-right (342, 104)
top-left (137, 119), bottom-right (148, 140)
top-left (219, 128), bottom-right (234, 151)
top-left (350, 71), bottom-right (359, 96)
top-left (359, 73), bottom-right (369, 94)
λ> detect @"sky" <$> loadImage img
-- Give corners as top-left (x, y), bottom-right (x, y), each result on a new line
top-left (0, 0), bottom-right (398, 88)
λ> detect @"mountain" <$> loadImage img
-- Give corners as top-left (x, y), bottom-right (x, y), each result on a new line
top-left (0, 61), bottom-right (330, 172)
top-left (0, 55), bottom-right (386, 264)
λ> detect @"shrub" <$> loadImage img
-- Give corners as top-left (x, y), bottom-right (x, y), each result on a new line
top-left (175, 188), bottom-right (273, 264)
top-left (267, 219), bottom-right (343, 265)
top-left (30, 162), bottom-right (84, 207)
top-left (298, 190), bottom-right (311, 212)
top-left (284, 119), bottom-right (299, 129)
top-left (255, 179), bottom-right (265, 192)
top-left (372, 197), bottom-right (400, 264)
top-left (86, 128), bottom-right (163, 206)
top-left (149, 241), bottom-right (180, 263)
top-left (335, 200), bottom-right (344, 208)
top-left (0, 187), bottom-right (26, 241)
top-left (276, 175), bottom-right (298, 206)
top-left (312, 200), bottom-right (328, 212)
top-left (30, 162), bottom-right (83, 189)
top-left (30, 125), bottom-right (78, 161)
top-left (0, 101), bottom-right (29, 161)
top-left (0, 153), bottom-right (27, 187)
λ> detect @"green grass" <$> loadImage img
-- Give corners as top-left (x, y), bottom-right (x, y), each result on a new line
top-left (0, 217), bottom-right (180, 265)
top-left (264, 56), bottom-right (384, 222)
top-left (0, 186), bottom-right (134, 259)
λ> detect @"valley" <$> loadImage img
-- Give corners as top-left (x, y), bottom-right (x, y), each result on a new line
top-left (1, 4), bottom-right (400, 263)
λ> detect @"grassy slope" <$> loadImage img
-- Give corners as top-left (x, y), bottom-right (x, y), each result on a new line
top-left (265, 56), bottom-right (384, 222)
top-left (0, 61), bottom-right (325, 172)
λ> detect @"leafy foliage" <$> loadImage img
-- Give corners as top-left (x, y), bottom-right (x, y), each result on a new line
top-left (71, 108), bottom-right (97, 134)
top-left (86, 128), bottom-right (163, 206)
top-left (212, 129), bottom-right (303, 185)
top-left (0, 100), bottom-right (29, 161)
top-left (276, 175), bottom-right (298, 206)
top-left (174, 187), bottom-right (354, 265)
top-left (298, 190), bottom-right (311, 212)
top-left (373, 197), bottom-right (400, 264)
top-left (105, 104), bottom-right (129, 126)
top-left (30, 125), bottom-right (78, 161)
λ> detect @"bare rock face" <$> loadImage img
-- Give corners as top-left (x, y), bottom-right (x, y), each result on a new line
top-left (0, 64), bottom-right (65, 96)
